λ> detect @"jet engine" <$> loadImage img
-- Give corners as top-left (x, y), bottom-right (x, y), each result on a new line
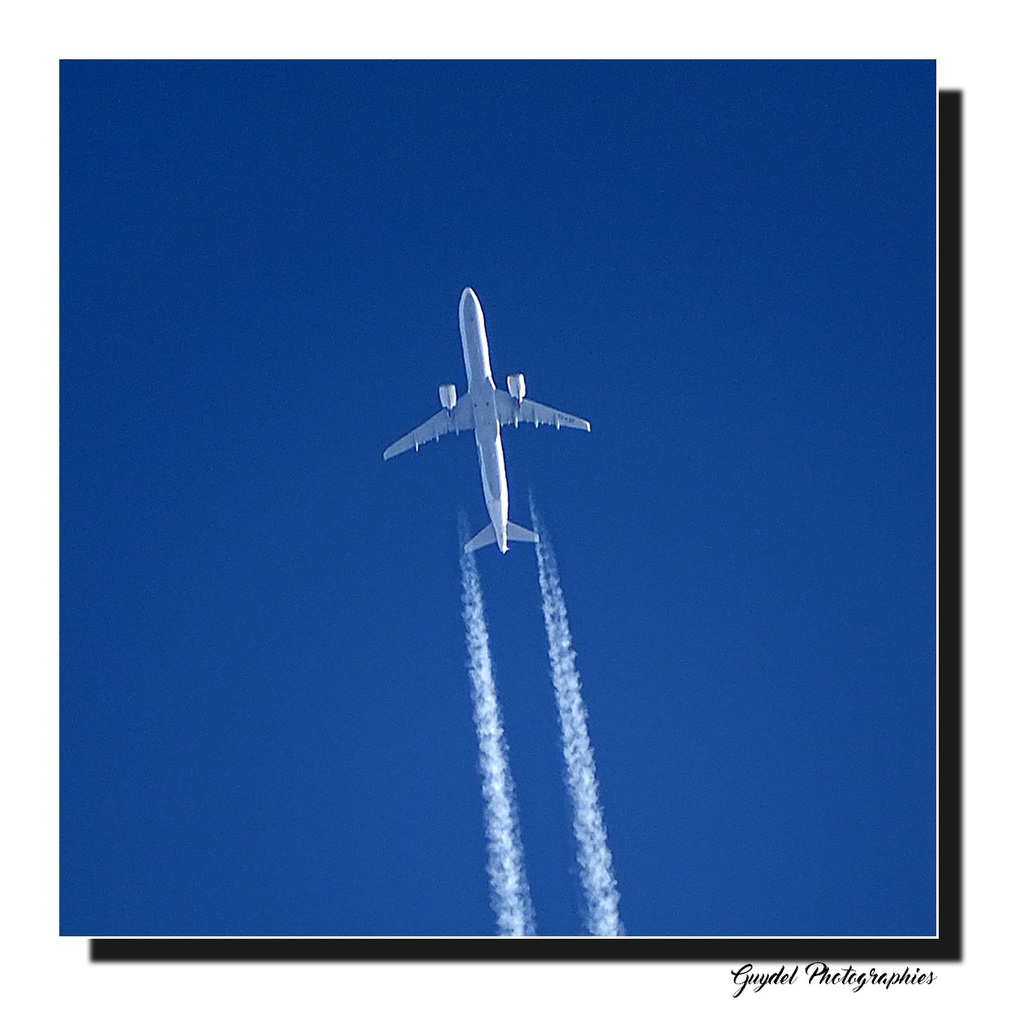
top-left (439, 384), bottom-right (457, 411)
top-left (507, 373), bottom-right (526, 403)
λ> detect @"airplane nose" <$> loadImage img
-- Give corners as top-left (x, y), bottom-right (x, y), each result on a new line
top-left (461, 287), bottom-right (478, 309)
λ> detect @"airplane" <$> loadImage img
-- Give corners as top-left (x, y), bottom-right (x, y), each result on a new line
top-left (384, 287), bottom-right (590, 554)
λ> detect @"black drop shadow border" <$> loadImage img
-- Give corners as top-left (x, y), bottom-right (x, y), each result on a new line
top-left (90, 89), bottom-right (962, 965)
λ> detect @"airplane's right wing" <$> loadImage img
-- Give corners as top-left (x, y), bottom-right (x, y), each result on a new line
top-left (495, 391), bottom-right (591, 432)
top-left (383, 396), bottom-right (474, 460)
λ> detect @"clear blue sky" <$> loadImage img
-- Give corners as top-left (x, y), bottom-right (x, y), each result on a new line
top-left (60, 60), bottom-right (936, 937)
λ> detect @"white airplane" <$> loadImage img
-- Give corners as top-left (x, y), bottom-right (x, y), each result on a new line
top-left (384, 287), bottom-right (591, 554)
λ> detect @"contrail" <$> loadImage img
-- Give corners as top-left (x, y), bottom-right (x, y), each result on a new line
top-left (529, 497), bottom-right (623, 936)
top-left (459, 540), bottom-right (536, 936)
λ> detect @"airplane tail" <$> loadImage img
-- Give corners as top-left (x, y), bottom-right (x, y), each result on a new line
top-left (464, 521), bottom-right (539, 553)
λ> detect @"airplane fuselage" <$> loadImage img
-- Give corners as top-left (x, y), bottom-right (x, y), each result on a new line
top-left (459, 288), bottom-right (510, 552)
top-left (383, 287), bottom-right (589, 553)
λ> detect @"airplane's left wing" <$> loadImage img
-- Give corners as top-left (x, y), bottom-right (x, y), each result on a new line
top-left (495, 390), bottom-right (591, 432)
top-left (383, 396), bottom-right (474, 460)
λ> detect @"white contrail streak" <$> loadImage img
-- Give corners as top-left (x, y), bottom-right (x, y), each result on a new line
top-left (529, 498), bottom-right (623, 936)
top-left (460, 543), bottom-right (536, 936)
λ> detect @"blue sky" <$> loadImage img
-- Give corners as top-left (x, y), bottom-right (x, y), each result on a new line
top-left (60, 60), bottom-right (936, 937)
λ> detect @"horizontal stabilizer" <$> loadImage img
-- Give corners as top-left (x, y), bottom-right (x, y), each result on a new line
top-left (463, 520), bottom-right (539, 553)
top-left (507, 521), bottom-right (539, 544)
top-left (465, 523), bottom-right (496, 553)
